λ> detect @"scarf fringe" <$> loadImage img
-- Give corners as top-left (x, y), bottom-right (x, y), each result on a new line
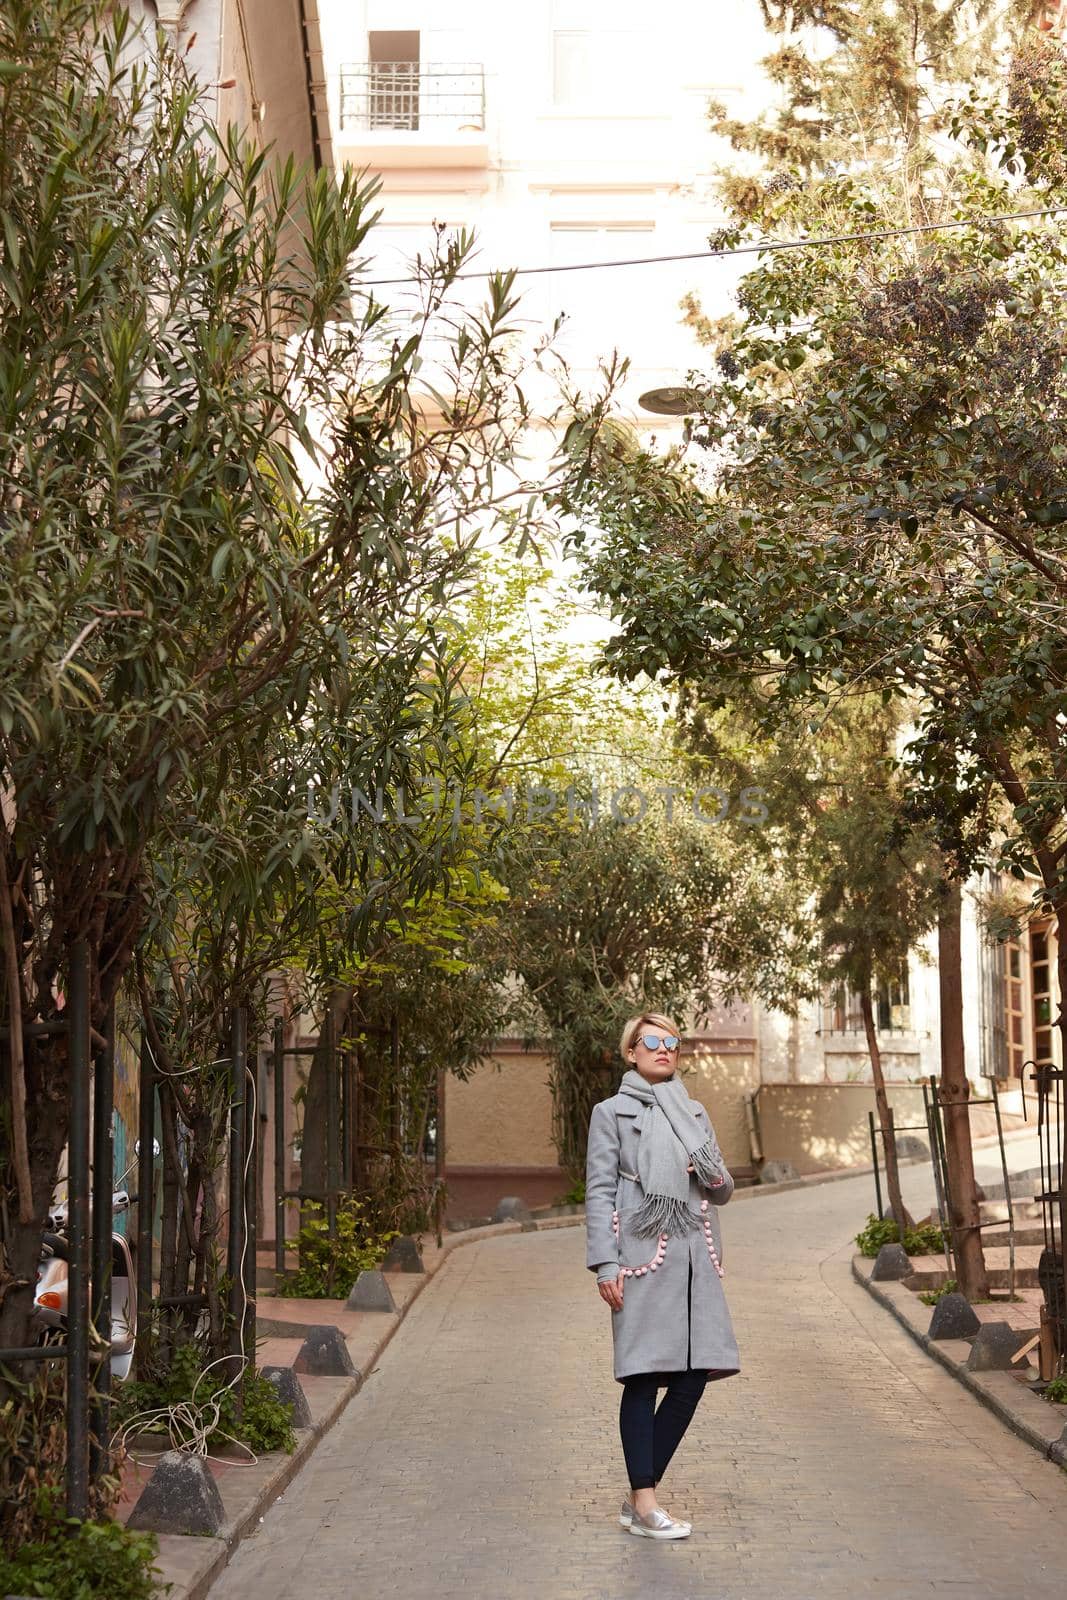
top-left (689, 1138), bottom-right (726, 1189)
top-left (630, 1193), bottom-right (704, 1239)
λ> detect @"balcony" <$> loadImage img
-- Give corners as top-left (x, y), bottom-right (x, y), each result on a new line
top-left (337, 62), bottom-right (488, 169)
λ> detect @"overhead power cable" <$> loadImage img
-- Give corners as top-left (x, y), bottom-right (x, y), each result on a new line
top-left (360, 203), bottom-right (1067, 287)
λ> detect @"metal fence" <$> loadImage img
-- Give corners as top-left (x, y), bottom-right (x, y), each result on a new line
top-left (0, 964), bottom-right (255, 1517)
top-left (1032, 1057), bottom-right (1066, 1376)
top-left (272, 1012), bottom-right (446, 1273)
top-left (869, 1075), bottom-right (1067, 1379)
top-left (338, 62), bottom-right (485, 133)
top-left (0, 942), bottom-right (108, 1516)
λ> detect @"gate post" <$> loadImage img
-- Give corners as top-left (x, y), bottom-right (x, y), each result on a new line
top-left (66, 939), bottom-right (91, 1518)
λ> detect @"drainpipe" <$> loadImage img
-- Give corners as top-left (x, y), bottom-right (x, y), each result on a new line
top-left (298, 0), bottom-right (324, 172)
top-left (745, 1087), bottom-right (764, 1163)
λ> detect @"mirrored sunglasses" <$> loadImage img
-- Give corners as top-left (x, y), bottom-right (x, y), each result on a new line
top-left (638, 1033), bottom-right (680, 1052)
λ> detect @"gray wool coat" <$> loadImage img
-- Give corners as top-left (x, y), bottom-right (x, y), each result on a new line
top-left (585, 1090), bottom-right (741, 1385)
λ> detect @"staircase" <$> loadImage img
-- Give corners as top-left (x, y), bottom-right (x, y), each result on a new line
top-left (906, 1167), bottom-right (1054, 1292)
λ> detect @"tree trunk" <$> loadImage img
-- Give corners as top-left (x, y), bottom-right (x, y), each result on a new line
top-left (1051, 895), bottom-right (1067, 1332)
top-left (199, 1151), bottom-right (225, 1357)
top-left (157, 1079), bottom-right (181, 1362)
top-left (352, 1038), bottom-right (366, 1192)
top-left (0, 1034), bottom-right (70, 1386)
top-left (859, 986), bottom-right (907, 1235)
top-left (937, 879), bottom-right (989, 1301)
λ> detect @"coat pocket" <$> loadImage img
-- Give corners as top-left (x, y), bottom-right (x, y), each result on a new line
top-left (614, 1205), bottom-right (669, 1271)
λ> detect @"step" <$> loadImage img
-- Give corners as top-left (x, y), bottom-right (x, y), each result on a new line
top-left (979, 1200), bottom-right (1046, 1225)
top-left (977, 1166), bottom-right (1048, 1202)
top-left (905, 1244), bottom-right (1045, 1291)
top-left (973, 1224), bottom-right (1048, 1247)
top-left (908, 1265), bottom-right (1040, 1290)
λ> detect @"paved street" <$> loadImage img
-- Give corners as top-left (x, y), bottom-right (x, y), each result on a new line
top-left (213, 1146), bottom-right (1067, 1600)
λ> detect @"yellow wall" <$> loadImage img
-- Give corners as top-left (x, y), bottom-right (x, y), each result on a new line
top-left (682, 1046), bottom-right (759, 1172)
top-left (445, 1050), bottom-right (558, 1166)
top-left (445, 1052), bottom-right (942, 1181)
top-left (755, 1083), bottom-right (929, 1174)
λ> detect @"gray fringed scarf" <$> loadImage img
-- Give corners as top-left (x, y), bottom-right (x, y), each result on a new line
top-left (619, 1067), bottom-right (723, 1238)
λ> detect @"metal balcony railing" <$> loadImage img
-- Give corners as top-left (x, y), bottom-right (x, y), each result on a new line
top-left (339, 62), bottom-right (486, 134)
top-left (818, 998), bottom-right (912, 1036)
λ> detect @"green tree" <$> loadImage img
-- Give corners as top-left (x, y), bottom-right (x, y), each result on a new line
top-left (0, 0), bottom-right (611, 1372)
top-left (490, 806), bottom-right (818, 1179)
top-left (448, 550), bottom-right (820, 1179)
top-left (682, 690), bottom-right (951, 1242)
top-left (712, 0), bottom-right (1032, 187)
top-left (559, 35), bottom-right (1067, 1296)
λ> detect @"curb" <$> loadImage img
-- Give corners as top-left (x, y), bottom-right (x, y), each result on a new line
top-left (153, 1375), bottom-right (359, 1600)
top-left (851, 1255), bottom-right (1067, 1473)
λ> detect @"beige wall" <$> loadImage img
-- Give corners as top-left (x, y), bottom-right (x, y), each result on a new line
top-left (677, 1046), bottom-right (758, 1173)
top-left (445, 1050), bottom-right (558, 1167)
top-left (149, 0), bottom-right (332, 170)
top-left (445, 1043), bottom-right (758, 1172)
top-left (444, 1054), bottom-right (946, 1182)
top-left (754, 1083), bottom-right (929, 1175)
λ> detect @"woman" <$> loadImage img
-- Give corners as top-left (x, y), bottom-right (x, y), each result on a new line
top-left (585, 1012), bottom-right (740, 1540)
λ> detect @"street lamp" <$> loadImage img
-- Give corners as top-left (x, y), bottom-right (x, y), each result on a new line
top-left (637, 386), bottom-right (704, 416)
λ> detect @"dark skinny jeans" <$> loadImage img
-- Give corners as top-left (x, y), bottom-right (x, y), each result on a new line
top-left (619, 1366), bottom-right (708, 1490)
top-left (618, 1259), bottom-right (708, 1490)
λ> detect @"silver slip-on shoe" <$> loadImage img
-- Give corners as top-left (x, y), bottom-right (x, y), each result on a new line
top-left (628, 1505), bottom-right (692, 1540)
top-left (621, 1483), bottom-right (665, 1525)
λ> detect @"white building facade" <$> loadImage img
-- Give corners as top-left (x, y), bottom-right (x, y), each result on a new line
top-left (321, 0), bottom-right (769, 423)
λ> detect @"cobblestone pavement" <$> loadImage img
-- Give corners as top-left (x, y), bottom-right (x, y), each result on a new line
top-left (213, 1150), bottom-right (1067, 1600)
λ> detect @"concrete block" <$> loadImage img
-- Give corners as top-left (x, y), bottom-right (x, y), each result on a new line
top-left (880, 1204), bottom-right (915, 1228)
top-left (492, 1195), bottom-right (531, 1221)
top-left (293, 1324), bottom-right (357, 1377)
top-left (345, 1268), bottom-right (397, 1312)
top-left (927, 1291), bottom-right (981, 1341)
top-left (895, 1136), bottom-right (929, 1161)
top-left (261, 1364), bottom-right (313, 1429)
top-left (125, 1449), bottom-right (225, 1537)
top-left (871, 1242), bottom-right (912, 1281)
top-left (759, 1160), bottom-right (800, 1184)
top-left (965, 1321), bottom-right (1026, 1371)
top-left (381, 1234), bottom-right (425, 1272)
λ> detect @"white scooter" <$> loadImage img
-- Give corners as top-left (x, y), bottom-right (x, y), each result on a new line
top-left (33, 1188), bottom-right (138, 1381)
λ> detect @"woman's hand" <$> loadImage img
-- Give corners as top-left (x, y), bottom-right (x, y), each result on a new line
top-left (598, 1271), bottom-right (624, 1311)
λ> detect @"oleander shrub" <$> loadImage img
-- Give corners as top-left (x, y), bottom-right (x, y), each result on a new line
top-left (855, 1213), bottom-right (945, 1258)
top-left (0, 1487), bottom-right (159, 1600)
top-left (277, 1196), bottom-right (397, 1300)
top-left (113, 1338), bottom-right (296, 1455)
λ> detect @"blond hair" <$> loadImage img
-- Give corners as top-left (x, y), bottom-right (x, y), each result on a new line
top-left (619, 1011), bottom-right (683, 1064)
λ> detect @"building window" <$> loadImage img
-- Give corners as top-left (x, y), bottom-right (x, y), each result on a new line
top-left (1006, 937), bottom-right (1026, 1075)
top-left (368, 30), bottom-right (420, 130)
top-left (1031, 919), bottom-right (1055, 1065)
top-left (552, 30), bottom-right (644, 106)
top-left (545, 221), bottom-right (656, 357)
top-left (820, 970), bottom-right (911, 1035)
top-left (338, 34), bottom-right (486, 135)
